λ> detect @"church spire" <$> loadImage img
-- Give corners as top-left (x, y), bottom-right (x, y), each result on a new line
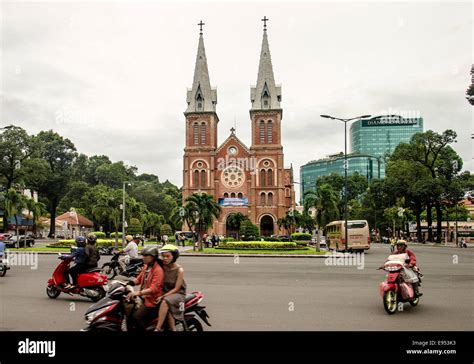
top-left (186, 21), bottom-right (217, 114)
top-left (250, 17), bottom-right (281, 110)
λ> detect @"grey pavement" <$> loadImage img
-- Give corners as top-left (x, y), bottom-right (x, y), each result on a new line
top-left (0, 244), bottom-right (472, 331)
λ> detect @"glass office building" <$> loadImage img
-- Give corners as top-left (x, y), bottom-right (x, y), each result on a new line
top-left (300, 153), bottom-right (381, 202)
top-left (350, 114), bottom-right (424, 177)
top-left (300, 115), bottom-right (423, 204)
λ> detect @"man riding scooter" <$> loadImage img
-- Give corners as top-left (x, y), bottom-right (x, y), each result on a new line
top-left (117, 235), bottom-right (139, 273)
top-left (395, 240), bottom-right (423, 297)
top-left (64, 236), bottom-right (87, 289)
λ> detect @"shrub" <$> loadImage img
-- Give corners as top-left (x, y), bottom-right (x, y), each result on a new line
top-left (109, 232), bottom-right (123, 239)
top-left (217, 241), bottom-right (301, 250)
top-left (53, 239), bottom-right (119, 247)
top-left (91, 231), bottom-right (106, 239)
top-left (160, 224), bottom-right (173, 237)
top-left (223, 237), bottom-right (236, 243)
top-left (128, 218), bottom-right (142, 235)
top-left (167, 237), bottom-right (176, 243)
top-left (239, 221), bottom-right (260, 241)
top-left (264, 236), bottom-right (281, 242)
top-left (291, 233), bottom-right (312, 241)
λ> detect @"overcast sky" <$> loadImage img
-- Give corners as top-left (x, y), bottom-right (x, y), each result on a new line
top-left (1, 1), bottom-right (472, 202)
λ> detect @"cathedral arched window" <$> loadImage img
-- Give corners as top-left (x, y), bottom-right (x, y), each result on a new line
top-left (200, 122), bottom-right (206, 144)
top-left (267, 120), bottom-right (273, 143)
top-left (193, 123), bottom-right (199, 145)
top-left (267, 192), bottom-right (273, 206)
top-left (237, 193), bottom-right (243, 199)
top-left (259, 120), bottom-right (265, 144)
top-left (259, 169), bottom-right (266, 187)
top-left (230, 192), bottom-right (236, 198)
top-left (224, 192), bottom-right (229, 198)
top-left (267, 169), bottom-right (273, 186)
top-left (260, 192), bottom-right (266, 206)
top-left (193, 170), bottom-right (199, 187)
top-left (200, 170), bottom-right (206, 187)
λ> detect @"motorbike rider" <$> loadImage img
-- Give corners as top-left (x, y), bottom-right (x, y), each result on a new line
top-left (126, 246), bottom-right (164, 331)
top-left (64, 236), bottom-right (87, 289)
top-left (154, 244), bottom-right (186, 332)
top-left (85, 233), bottom-right (100, 269)
top-left (395, 240), bottom-right (422, 297)
top-left (117, 235), bottom-right (139, 272)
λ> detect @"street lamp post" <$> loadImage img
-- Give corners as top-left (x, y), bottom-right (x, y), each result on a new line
top-left (122, 182), bottom-right (132, 248)
top-left (320, 114), bottom-right (371, 251)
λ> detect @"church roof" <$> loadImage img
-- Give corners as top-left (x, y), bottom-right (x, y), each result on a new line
top-left (216, 129), bottom-right (250, 154)
top-left (250, 27), bottom-right (281, 110)
top-left (186, 33), bottom-right (217, 114)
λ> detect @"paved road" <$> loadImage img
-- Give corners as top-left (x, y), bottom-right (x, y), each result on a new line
top-left (0, 244), bottom-right (472, 330)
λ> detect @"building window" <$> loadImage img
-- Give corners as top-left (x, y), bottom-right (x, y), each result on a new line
top-left (267, 192), bottom-right (273, 206)
top-left (260, 169), bottom-right (266, 187)
top-left (259, 120), bottom-right (265, 144)
top-left (260, 192), bottom-right (266, 206)
top-left (231, 192), bottom-right (236, 198)
top-left (193, 170), bottom-right (199, 187)
top-left (200, 123), bottom-right (206, 144)
top-left (193, 123), bottom-right (199, 145)
top-left (224, 193), bottom-right (229, 198)
top-left (267, 121), bottom-right (273, 143)
top-left (237, 192), bottom-right (243, 199)
top-left (200, 170), bottom-right (206, 187)
top-left (267, 169), bottom-right (273, 186)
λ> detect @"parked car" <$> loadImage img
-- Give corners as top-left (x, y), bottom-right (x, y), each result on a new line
top-left (4, 235), bottom-right (35, 248)
top-left (0, 234), bottom-right (12, 241)
top-left (271, 234), bottom-right (291, 242)
top-left (311, 236), bottom-right (327, 248)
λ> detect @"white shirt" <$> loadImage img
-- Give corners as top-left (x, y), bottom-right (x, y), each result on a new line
top-left (123, 241), bottom-right (139, 258)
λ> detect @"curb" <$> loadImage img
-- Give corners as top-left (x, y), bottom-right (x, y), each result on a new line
top-left (180, 253), bottom-right (331, 258)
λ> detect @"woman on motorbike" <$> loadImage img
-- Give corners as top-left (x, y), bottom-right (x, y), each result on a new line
top-left (154, 244), bottom-right (186, 331)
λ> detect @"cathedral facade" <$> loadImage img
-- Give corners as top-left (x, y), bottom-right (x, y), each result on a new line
top-left (182, 22), bottom-right (295, 237)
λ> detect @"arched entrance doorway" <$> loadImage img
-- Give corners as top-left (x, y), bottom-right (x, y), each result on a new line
top-left (260, 215), bottom-right (274, 237)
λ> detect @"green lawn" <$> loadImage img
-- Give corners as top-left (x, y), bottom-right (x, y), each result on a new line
top-left (6, 246), bottom-right (71, 252)
top-left (183, 248), bottom-right (328, 255)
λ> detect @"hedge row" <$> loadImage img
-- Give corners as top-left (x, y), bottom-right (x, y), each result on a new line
top-left (291, 233), bottom-right (312, 241)
top-left (49, 239), bottom-right (120, 248)
top-left (217, 241), bottom-right (303, 250)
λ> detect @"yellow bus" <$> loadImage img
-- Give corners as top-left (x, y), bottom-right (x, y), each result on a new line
top-left (326, 220), bottom-right (371, 252)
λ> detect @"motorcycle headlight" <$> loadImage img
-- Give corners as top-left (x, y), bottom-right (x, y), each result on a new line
top-left (85, 306), bottom-right (112, 324)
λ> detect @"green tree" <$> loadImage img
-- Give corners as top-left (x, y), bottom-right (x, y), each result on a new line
top-left (226, 212), bottom-right (248, 240)
top-left (304, 183), bottom-right (340, 230)
top-left (4, 188), bottom-right (26, 239)
top-left (128, 218), bottom-right (142, 236)
top-left (239, 220), bottom-right (260, 241)
top-left (25, 131), bottom-right (77, 237)
top-left (91, 187), bottom-right (123, 247)
top-left (24, 196), bottom-right (46, 239)
top-left (184, 193), bottom-right (221, 251)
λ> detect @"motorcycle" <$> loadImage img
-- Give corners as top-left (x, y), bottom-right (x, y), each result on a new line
top-left (46, 253), bottom-right (108, 302)
top-left (101, 252), bottom-right (143, 280)
top-left (378, 253), bottom-right (421, 314)
top-left (0, 255), bottom-right (10, 277)
top-left (98, 246), bottom-right (115, 255)
top-left (82, 280), bottom-right (211, 332)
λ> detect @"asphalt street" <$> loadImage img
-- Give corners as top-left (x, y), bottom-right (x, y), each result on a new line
top-left (0, 244), bottom-right (472, 331)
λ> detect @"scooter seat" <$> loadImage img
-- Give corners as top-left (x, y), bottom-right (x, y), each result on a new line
top-left (85, 268), bottom-right (102, 273)
top-left (185, 293), bottom-right (197, 303)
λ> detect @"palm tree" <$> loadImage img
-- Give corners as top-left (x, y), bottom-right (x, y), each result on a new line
top-left (24, 197), bottom-right (46, 243)
top-left (92, 188), bottom-right (122, 248)
top-left (4, 188), bottom-right (27, 242)
top-left (184, 193), bottom-right (221, 251)
top-left (226, 212), bottom-right (248, 240)
top-left (304, 183), bottom-right (340, 232)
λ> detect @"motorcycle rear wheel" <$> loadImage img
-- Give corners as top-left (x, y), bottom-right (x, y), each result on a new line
top-left (90, 287), bottom-right (106, 302)
top-left (409, 297), bottom-right (419, 306)
top-left (0, 267), bottom-right (6, 277)
top-left (185, 317), bottom-right (203, 332)
top-left (383, 290), bottom-right (397, 314)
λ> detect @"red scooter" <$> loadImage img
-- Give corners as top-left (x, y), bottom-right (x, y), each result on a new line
top-left (46, 253), bottom-right (108, 302)
top-left (379, 253), bottom-right (420, 314)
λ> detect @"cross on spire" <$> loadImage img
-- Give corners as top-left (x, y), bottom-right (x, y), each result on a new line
top-left (230, 127), bottom-right (236, 135)
top-left (261, 16), bottom-right (269, 31)
top-left (198, 20), bottom-right (205, 35)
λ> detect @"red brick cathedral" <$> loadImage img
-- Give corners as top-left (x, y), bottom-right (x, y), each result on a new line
top-left (182, 20), bottom-right (295, 237)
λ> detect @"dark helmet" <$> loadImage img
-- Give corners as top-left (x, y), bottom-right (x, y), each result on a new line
top-left (160, 244), bottom-right (180, 263)
top-left (87, 233), bottom-right (97, 244)
top-left (140, 246), bottom-right (159, 259)
top-left (75, 236), bottom-right (86, 247)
